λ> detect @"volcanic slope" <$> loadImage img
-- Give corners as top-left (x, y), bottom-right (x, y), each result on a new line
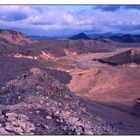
top-left (0, 68), bottom-right (117, 135)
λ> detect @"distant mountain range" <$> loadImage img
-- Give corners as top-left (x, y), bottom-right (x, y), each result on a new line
top-left (30, 32), bottom-right (140, 43)
top-left (109, 34), bottom-right (140, 43)
top-left (85, 32), bottom-right (140, 43)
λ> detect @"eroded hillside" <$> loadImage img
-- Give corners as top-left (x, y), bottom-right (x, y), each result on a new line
top-left (0, 29), bottom-right (140, 135)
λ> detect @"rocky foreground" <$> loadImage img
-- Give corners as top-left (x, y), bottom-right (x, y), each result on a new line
top-left (0, 68), bottom-right (117, 135)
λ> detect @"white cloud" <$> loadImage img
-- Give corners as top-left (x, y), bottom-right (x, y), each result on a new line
top-left (0, 5), bottom-right (140, 35)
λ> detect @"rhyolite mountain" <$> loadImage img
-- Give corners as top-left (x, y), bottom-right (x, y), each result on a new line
top-left (0, 29), bottom-right (33, 46)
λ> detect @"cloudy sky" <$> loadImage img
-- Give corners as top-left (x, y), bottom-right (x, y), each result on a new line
top-left (0, 5), bottom-right (140, 36)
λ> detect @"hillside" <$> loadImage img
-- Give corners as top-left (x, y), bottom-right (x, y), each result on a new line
top-left (93, 49), bottom-right (140, 65)
top-left (0, 68), bottom-right (117, 135)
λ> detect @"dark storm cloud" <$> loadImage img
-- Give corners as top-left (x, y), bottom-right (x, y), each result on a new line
top-left (123, 5), bottom-right (140, 10)
top-left (94, 5), bottom-right (122, 11)
top-left (0, 12), bottom-right (28, 22)
top-left (94, 5), bottom-right (140, 12)
top-left (115, 24), bottom-right (140, 32)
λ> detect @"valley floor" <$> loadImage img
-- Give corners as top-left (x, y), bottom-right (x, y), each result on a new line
top-left (44, 47), bottom-right (140, 134)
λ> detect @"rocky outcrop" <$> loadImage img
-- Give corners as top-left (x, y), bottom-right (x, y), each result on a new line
top-left (0, 112), bottom-right (35, 135)
top-left (0, 68), bottom-right (118, 135)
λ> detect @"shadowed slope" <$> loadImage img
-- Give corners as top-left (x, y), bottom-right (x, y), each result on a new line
top-left (93, 49), bottom-right (140, 65)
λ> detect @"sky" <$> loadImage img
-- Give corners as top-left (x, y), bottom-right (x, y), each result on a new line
top-left (0, 5), bottom-right (140, 36)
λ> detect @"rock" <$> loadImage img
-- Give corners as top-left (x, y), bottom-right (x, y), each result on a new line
top-left (39, 100), bottom-right (44, 104)
top-left (54, 110), bottom-right (60, 116)
top-left (20, 122), bottom-right (35, 132)
top-left (18, 114), bottom-right (29, 120)
top-left (75, 126), bottom-right (84, 135)
top-left (20, 122), bottom-right (26, 130)
top-left (46, 116), bottom-right (52, 120)
top-left (11, 121), bottom-right (20, 127)
top-left (6, 112), bottom-right (18, 118)
top-left (62, 111), bottom-right (70, 118)
top-left (30, 68), bottom-right (43, 76)
top-left (5, 123), bottom-right (15, 132)
top-left (7, 116), bottom-right (17, 122)
top-left (35, 110), bottom-right (40, 114)
top-left (69, 125), bottom-right (76, 131)
top-left (1, 110), bottom-right (10, 116)
top-left (60, 119), bottom-right (64, 123)
top-left (19, 122), bottom-right (26, 130)
top-left (44, 125), bottom-right (49, 129)
top-left (55, 119), bottom-right (60, 122)
top-left (15, 127), bottom-right (24, 134)
top-left (0, 114), bottom-right (4, 119)
top-left (74, 120), bottom-right (84, 127)
top-left (0, 117), bottom-right (6, 125)
top-left (63, 127), bottom-right (67, 131)
top-left (68, 117), bottom-right (79, 124)
top-left (84, 130), bottom-right (93, 135)
top-left (0, 127), bottom-right (11, 135)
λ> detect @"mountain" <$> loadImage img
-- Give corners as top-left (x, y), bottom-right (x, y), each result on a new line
top-left (30, 32), bottom-right (140, 43)
top-left (0, 29), bottom-right (33, 46)
top-left (69, 32), bottom-right (90, 40)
